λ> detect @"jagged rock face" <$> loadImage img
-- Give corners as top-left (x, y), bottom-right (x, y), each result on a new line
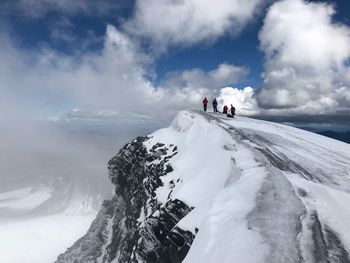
top-left (56, 136), bottom-right (195, 263)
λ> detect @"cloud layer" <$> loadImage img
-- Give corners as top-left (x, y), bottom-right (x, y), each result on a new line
top-left (257, 0), bottom-right (350, 115)
top-left (0, 25), bottom-right (248, 121)
top-left (0, 0), bottom-right (261, 122)
top-left (1, 0), bottom-right (349, 122)
top-left (218, 0), bottom-right (350, 120)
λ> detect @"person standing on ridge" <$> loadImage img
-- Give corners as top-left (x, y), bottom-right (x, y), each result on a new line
top-left (223, 105), bottom-right (228, 114)
top-left (230, 104), bottom-right (236, 117)
top-left (212, 98), bottom-right (218, 113)
top-left (202, 97), bottom-right (208, 111)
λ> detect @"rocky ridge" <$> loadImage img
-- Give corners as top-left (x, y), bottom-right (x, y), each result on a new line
top-left (56, 136), bottom-right (194, 263)
top-left (56, 110), bottom-right (350, 263)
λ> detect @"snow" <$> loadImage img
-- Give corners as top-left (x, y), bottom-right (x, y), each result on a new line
top-left (220, 116), bottom-right (350, 191)
top-left (0, 185), bottom-right (99, 263)
top-left (0, 214), bottom-right (95, 263)
top-left (144, 110), bottom-right (350, 262)
top-left (3, 110), bottom-right (348, 263)
top-left (0, 118), bottom-right (148, 263)
top-left (286, 172), bottom-right (350, 251)
top-left (183, 145), bottom-right (269, 263)
top-left (144, 111), bottom-right (271, 261)
top-left (146, 111), bottom-right (234, 207)
top-left (0, 187), bottom-right (51, 210)
top-left (224, 116), bottom-right (350, 157)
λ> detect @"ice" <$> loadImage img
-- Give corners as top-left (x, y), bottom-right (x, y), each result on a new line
top-left (220, 116), bottom-right (350, 190)
top-left (286, 173), bottom-right (350, 252)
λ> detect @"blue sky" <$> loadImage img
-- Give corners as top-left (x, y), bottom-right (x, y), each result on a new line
top-left (0, 0), bottom-right (350, 122)
top-left (2, 0), bottom-right (265, 86)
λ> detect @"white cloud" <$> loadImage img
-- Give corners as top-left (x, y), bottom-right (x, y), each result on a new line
top-left (161, 63), bottom-right (248, 90)
top-left (257, 0), bottom-right (350, 115)
top-left (218, 86), bottom-right (259, 115)
top-left (124, 0), bottom-right (264, 51)
top-left (0, 25), bottom-right (247, 121)
top-left (5, 0), bottom-right (349, 121)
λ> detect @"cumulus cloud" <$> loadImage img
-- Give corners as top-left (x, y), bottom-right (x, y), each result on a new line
top-left (0, 0), bottom-right (263, 121)
top-left (124, 0), bottom-right (264, 51)
top-left (0, 25), bottom-right (247, 121)
top-left (218, 86), bottom-right (258, 115)
top-left (5, 0), bottom-right (348, 122)
top-left (0, 26), bottom-right (148, 119)
top-left (256, 0), bottom-right (350, 116)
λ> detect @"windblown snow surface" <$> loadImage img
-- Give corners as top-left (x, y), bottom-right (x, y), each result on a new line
top-left (57, 110), bottom-right (350, 263)
top-left (146, 111), bottom-right (350, 262)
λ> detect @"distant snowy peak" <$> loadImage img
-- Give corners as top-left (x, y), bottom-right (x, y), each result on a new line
top-left (0, 186), bottom-right (51, 218)
top-left (56, 110), bottom-right (350, 263)
top-left (0, 175), bottom-right (109, 218)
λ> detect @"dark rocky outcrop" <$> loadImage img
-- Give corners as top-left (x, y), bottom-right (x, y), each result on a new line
top-left (56, 196), bottom-right (126, 263)
top-left (56, 136), bottom-right (194, 263)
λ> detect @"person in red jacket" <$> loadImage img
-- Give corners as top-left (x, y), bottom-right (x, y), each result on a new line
top-left (223, 105), bottom-right (228, 114)
top-left (202, 97), bottom-right (208, 111)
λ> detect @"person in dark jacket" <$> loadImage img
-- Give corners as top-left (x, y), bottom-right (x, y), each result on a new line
top-left (230, 104), bottom-right (236, 117)
top-left (212, 98), bottom-right (218, 113)
top-left (202, 97), bottom-right (208, 111)
top-left (223, 105), bottom-right (228, 114)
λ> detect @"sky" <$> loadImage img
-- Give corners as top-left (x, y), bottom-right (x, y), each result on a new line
top-left (0, 0), bottom-right (350, 123)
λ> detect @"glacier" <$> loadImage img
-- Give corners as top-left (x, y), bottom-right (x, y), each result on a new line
top-left (56, 110), bottom-right (350, 263)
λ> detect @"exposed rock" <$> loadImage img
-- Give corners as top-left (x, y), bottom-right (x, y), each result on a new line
top-left (56, 136), bottom-right (193, 263)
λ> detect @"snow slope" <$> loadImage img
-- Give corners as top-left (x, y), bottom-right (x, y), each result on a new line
top-left (147, 111), bottom-right (350, 262)
top-left (181, 112), bottom-right (350, 263)
top-left (56, 110), bottom-right (350, 263)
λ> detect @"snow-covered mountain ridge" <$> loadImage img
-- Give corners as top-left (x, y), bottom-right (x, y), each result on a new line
top-left (56, 110), bottom-right (350, 263)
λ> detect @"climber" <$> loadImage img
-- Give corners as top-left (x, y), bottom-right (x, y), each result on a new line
top-left (202, 97), bottom-right (208, 112)
top-left (230, 104), bottom-right (236, 118)
top-left (223, 105), bottom-right (228, 114)
top-left (212, 98), bottom-right (218, 113)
